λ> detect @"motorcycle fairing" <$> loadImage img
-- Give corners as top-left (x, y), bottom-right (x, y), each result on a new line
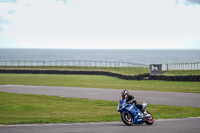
top-left (118, 99), bottom-right (146, 124)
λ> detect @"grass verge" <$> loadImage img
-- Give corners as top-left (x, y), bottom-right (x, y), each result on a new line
top-left (163, 70), bottom-right (200, 76)
top-left (0, 66), bottom-right (149, 75)
top-left (1, 66), bottom-right (200, 75)
top-left (0, 92), bottom-right (199, 125)
top-left (0, 74), bottom-right (200, 93)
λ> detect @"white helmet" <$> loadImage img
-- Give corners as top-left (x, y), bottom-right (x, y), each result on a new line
top-left (121, 90), bottom-right (129, 99)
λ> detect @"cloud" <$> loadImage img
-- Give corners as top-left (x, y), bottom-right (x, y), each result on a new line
top-left (178, 0), bottom-right (200, 5)
top-left (0, 0), bottom-right (17, 3)
top-left (0, 0), bottom-right (200, 49)
top-left (175, 0), bottom-right (200, 5)
top-left (7, 10), bottom-right (15, 14)
top-left (0, 16), bottom-right (9, 24)
top-left (185, 0), bottom-right (200, 5)
top-left (0, 16), bottom-right (10, 32)
top-left (0, 36), bottom-right (17, 47)
top-left (56, 0), bottom-right (67, 4)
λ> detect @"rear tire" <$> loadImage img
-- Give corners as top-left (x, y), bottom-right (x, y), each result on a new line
top-left (144, 111), bottom-right (154, 125)
top-left (121, 112), bottom-right (134, 126)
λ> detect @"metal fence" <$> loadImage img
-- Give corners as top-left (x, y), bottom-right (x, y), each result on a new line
top-left (0, 60), bottom-right (149, 68)
top-left (166, 62), bottom-right (200, 70)
top-left (1, 60), bottom-right (199, 70)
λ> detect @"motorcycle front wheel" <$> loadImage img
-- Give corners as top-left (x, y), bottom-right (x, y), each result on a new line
top-left (145, 111), bottom-right (154, 125)
top-left (121, 112), bottom-right (134, 126)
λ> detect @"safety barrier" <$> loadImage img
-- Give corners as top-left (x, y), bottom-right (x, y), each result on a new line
top-left (0, 60), bottom-right (148, 68)
top-left (0, 69), bottom-right (199, 82)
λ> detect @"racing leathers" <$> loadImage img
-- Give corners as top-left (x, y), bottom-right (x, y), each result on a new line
top-left (126, 95), bottom-right (147, 117)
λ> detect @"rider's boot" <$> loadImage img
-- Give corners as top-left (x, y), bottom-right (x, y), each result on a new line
top-left (141, 108), bottom-right (147, 118)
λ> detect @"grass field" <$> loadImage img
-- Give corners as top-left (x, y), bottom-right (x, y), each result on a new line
top-left (0, 66), bottom-right (150, 75)
top-left (163, 70), bottom-right (200, 76)
top-left (0, 92), bottom-right (199, 125)
top-left (1, 66), bottom-right (200, 76)
top-left (0, 74), bottom-right (200, 93)
top-left (0, 67), bottom-right (199, 124)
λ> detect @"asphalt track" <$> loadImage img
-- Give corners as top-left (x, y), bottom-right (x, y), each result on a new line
top-left (0, 85), bottom-right (200, 107)
top-left (0, 118), bottom-right (200, 133)
top-left (0, 85), bottom-right (200, 133)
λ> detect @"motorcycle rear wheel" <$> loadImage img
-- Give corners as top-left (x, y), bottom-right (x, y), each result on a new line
top-left (121, 112), bottom-right (134, 126)
top-left (145, 111), bottom-right (154, 125)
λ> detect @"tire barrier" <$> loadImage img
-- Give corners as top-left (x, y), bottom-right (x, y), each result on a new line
top-left (0, 69), bottom-right (140, 80)
top-left (0, 69), bottom-right (199, 82)
top-left (149, 75), bottom-right (200, 82)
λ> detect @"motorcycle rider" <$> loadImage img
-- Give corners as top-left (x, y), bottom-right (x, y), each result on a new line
top-left (121, 89), bottom-right (147, 118)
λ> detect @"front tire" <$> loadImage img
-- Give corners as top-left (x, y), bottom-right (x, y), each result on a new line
top-left (121, 112), bottom-right (134, 126)
top-left (145, 111), bottom-right (154, 125)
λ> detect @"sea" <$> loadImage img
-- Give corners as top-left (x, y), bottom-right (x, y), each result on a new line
top-left (0, 49), bottom-right (200, 66)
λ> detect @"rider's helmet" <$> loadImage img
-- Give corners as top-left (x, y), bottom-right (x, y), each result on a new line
top-left (121, 90), bottom-right (129, 99)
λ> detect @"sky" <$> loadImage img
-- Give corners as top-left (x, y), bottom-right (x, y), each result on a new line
top-left (0, 0), bottom-right (200, 49)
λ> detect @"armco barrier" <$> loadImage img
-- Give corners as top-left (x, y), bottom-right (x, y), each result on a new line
top-left (0, 69), bottom-right (199, 82)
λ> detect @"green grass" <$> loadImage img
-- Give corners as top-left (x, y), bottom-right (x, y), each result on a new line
top-left (0, 74), bottom-right (200, 93)
top-left (0, 66), bottom-right (150, 75)
top-left (0, 92), bottom-right (199, 125)
top-left (163, 70), bottom-right (200, 76)
top-left (1, 66), bottom-right (200, 76)
top-left (1, 67), bottom-right (199, 124)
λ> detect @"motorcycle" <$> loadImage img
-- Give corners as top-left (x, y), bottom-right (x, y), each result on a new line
top-left (117, 99), bottom-right (154, 126)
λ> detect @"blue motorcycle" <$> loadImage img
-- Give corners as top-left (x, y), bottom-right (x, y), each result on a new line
top-left (117, 99), bottom-right (154, 126)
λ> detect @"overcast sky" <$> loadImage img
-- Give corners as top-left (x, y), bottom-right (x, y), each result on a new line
top-left (0, 0), bottom-right (200, 49)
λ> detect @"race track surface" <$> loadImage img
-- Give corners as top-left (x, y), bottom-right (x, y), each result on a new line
top-left (0, 85), bottom-right (200, 107)
top-left (0, 85), bottom-right (200, 133)
top-left (0, 117), bottom-right (200, 133)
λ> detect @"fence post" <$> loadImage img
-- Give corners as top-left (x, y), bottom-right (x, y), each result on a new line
top-left (175, 63), bottom-right (176, 70)
top-left (177, 63), bottom-right (179, 70)
top-left (177, 63), bottom-right (178, 70)
top-left (166, 64), bottom-right (168, 71)
top-left (181, 63), bottom-right (182, 70)
top-left (185, 63), bottom-right (186, 70)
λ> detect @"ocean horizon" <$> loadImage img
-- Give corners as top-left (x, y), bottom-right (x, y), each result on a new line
top-left (0, 48), bottom-right (200, 66)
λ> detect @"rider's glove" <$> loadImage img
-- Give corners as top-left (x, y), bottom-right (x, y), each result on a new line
top-left (133, 99), bottom-right (137, 104)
